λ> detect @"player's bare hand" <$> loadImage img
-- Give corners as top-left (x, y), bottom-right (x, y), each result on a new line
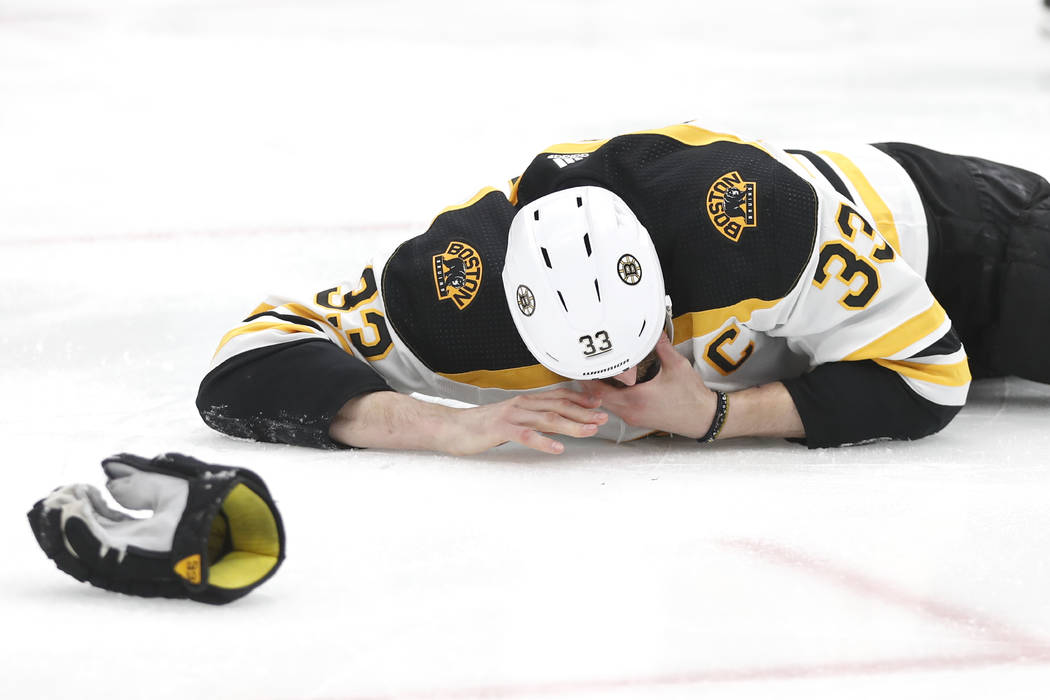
top-left (440, 389), bottom-right (608, 455)
top-left (330, 389), bottom-right (607, 456)
top-left (583, 333), bottom-right (717, 438)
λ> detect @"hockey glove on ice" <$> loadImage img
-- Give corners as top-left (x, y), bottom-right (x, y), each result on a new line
top-left (27, 452), bottom-right (285, 604)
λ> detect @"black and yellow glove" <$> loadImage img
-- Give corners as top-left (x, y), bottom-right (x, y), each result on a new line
top-left (27, 453), bottom-right (285, 605)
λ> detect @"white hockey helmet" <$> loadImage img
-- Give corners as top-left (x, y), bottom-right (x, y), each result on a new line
top-left (502, 186), bottom-right (669, 380)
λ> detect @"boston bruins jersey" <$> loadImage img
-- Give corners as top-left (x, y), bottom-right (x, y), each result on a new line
top-left (198, 123), bottom-right (969, 449)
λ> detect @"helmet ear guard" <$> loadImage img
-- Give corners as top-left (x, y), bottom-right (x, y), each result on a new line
top-left (502, 186), bottom-right (668, 381)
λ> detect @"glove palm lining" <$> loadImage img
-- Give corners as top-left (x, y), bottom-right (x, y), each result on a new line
top-left (207, 483), bottom-right (281, 590)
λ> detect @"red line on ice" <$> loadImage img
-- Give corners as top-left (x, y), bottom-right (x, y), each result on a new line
top-left (323, 539), bottom-right (1050, 700)
top-left (328, 652), bottom-right (1041, 700)
top-left (720, 537), bottom-right (1050, 655)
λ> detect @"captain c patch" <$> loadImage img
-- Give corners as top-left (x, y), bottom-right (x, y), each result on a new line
top-left (706, 171), bottom-right (757, 242)
top-left (433, 240), bottom-right (483, 310)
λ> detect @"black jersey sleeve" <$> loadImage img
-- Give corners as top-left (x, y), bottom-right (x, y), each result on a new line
top-left (782, 360), bottom-right (961, 448)
top-left (196, 338), bottom-right (392, 449)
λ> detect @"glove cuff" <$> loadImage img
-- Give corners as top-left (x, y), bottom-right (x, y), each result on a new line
top-left (104, 453), bottom-right (286, 604)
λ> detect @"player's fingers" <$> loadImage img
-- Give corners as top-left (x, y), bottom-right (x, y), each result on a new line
top-left (523, 388), bottom-right (602, 408)
top-left (511, 407), bottom-right (602, 439)
top-left (506, 426), bottom-right (566, 455)
top-left (517, 397), bottom-right (608, 425)
top-left (529, 388), bottom-right (604, 411)
top-left (581, 379), bottom-right (618, 401)
top-left (579, 381), bottom-right (643, 420)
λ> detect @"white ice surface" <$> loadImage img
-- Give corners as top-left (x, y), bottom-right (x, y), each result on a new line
top-left (2, 1), bottom-right (1050, 699)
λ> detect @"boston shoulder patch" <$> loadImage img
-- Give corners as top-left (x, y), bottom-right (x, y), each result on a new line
top-left (432, 240), bottom-right (483, 310)
top-left (706, 171), bottom-right (757, 242)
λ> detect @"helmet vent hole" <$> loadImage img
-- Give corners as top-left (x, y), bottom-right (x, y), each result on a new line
top-left (576, 196), bottom-right (583, 207)
top-left (638, 319), bottom-right (647, 337)
top-left (594, 278), bottom-right (601, 301)
top-left (557, 290), bottom-right (568, 312)
top-left (541, 247), bottom-right (552, 269)
top-left (533, 210), bottom-right (540, 221)
top-left (583, 233), bottom-right (592, 256)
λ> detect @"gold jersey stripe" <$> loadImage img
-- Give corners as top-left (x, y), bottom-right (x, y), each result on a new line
top-left (281, 302), bottom-right (332, 325)
top-left (874, 358), bottom-right (972, 387)
top-left (786, 152), bottom-right (820, 180)
top-left (818, 150), bottom-right (903, 255)
top-left (672, 297), bottom-right (783, 341)
top-left (843, 301), bottom-right (947, 362)
top-left (282, 302), bottom-right (353, 353)
top-left (432, 186), bottom-right (502, 225)
top-left (246, 301), bottom-right (331, 330)
top-left (438, 364), bottom-right (567, 390)
top-left (214, 320), bottom-right (323, 358)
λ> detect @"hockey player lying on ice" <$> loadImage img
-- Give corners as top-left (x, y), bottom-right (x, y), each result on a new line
top-left (197, 123), bottom-right (1050, 455)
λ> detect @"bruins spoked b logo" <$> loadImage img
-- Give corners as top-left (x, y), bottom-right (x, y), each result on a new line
top-left (617, 254), bottom-right (642, 285)
top-left (516, 285), bottom-right (535, 316)
top-left (706, 171), bottom-right (757, 243)
top-left (433, 241), bottom-right (483, 310)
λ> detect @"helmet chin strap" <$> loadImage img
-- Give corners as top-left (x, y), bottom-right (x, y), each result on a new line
top-left (663, 295), bottom-right (674, 344)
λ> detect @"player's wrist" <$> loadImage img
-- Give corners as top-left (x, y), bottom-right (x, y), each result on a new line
top-left (711, 382), bottom-right (804, 440)
top-left (423, 402), bottom-right (468, 454)
top-left (696, 391), bottom-right (729, 443)
top-left (678, 376), bottom-right (720, 439)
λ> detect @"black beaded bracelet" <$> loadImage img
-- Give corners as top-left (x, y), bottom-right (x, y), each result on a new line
top-left (698, 391), bottom-right (729, 443)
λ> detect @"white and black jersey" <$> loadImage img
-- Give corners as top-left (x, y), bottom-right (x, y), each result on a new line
top-left (198, 123), bottom-right (972, 449)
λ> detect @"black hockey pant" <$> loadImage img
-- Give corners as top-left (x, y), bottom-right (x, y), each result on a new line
top-left (874, 142), bottom-right (1050, 383)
